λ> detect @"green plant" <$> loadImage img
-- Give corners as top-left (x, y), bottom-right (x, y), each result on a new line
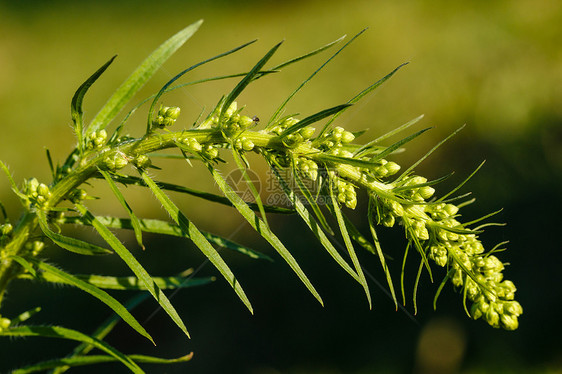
top-left (0, 20), bottom-right (522, 373)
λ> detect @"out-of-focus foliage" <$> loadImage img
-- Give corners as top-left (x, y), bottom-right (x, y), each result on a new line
top-left (0, 0), bottom-right (560, 373)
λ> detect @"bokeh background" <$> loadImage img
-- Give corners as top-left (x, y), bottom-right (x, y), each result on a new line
top-left (1, 0), bottom-right (561, 373)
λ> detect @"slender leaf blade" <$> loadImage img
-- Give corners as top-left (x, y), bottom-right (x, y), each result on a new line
top-left (328, 179), bottom-right (372, 309)
top-left (88, 20), bottom-right (203, 133)
top-left (139, 170), bottom-right (254, 313)
top-left (270, 164), bottom-right (360, 283)
top-left (208, 165), bottom-right (324, 306)
top-left (99, 168), bottom-right (144, 249)
top-left (71, 56), bottom-right (116, 152)
top-left (37, 210), bottom-right (112, 255)
top-left (14, 353), bottom-right (193, 374)
top-left (15, 256), bottom-right (153, 343)
top-left (74, 203), bottom-right (190, 338)
top-left (0, 325), bottom-right (143, 373)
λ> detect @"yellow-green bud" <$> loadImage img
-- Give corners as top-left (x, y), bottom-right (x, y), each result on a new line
top-left (299, 127), bottom-right (316, 140)
top-left (224, 102), bottom-right (237, 118)
top-left (202, 145), bottom-right (219, 160)
top-left (1, 223), bottom-right (13, 237)
top-left (385, 161), bottom-right (401, 175)
top-left (0, 317), bottom-right (10, 331)
top-left (341, 130), bottom-right (355, 144)
top-left (134, 155), bottom-right (151, 169)
top-left (239, 115), bottom-right (254, 129)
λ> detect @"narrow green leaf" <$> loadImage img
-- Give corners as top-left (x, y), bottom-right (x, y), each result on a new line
top-left (37, 210), bottom-right (113, 255)
top-left (396, 125), bottom-right (466, 182)
top-left (0, 325), bottom-right (143, 374)
top-left (270, 164), bottom-right (360, 283)
top-left (11, 307), bottom-right (42, 325)
top-left (0, 200), bottom-right (7, 221)
top-left (15, 256), bottom-right (153, 344)
top-left (413, 260), bottom-right (425, 315)
top-left (367, 197), bottom-right (398, 308)
top-left (280, 104), bottom-right (351, 138)
top-left (71, 55), bottom-right (116, 153)
top-left (371, 127), bottom-right (432, 163)
top-left (98, 173), bottom-right (295, 214)
top-left (438, 161), bottom-right (486, 203)
top-left (74, 203), bottom-right (190, 338)
top-left (232, 150), bottom-right (269, 228)
top-left (271, 35), bottom-right (345, 71)
top-left (0, 160), bottom-right (28, 203)
top-left (328, 179), bottom-right (372, 309)
top-left (401, 241), bottom-right (411, 306)
top-left (354, 114), bottom-right (424, 158)
top-left (209, 165), bottom-right (324, 306)
top-left (433, 268), bottom-right (455, 310)
top-left (319, 63), bottom-right (409, 137)
top-left (139, 170), bottom-right (254, 314)
top-left (10, 255), bottom-right (37, 277)
top-left (221, 41), bottom-right (283, 124)
top-left (60, 215), bottom-right (273, 261)
top-left (14, 353), bottom-right (193, 374)
top-left (22, 268), bottom-right (213, 291)
top-left (99, 168), bottom-right (144, 249)
top-left (292, 163), bottom-right (334, 235)
top-left (269, 29), bottom-right (367, 127)
top-left (45, 149), bottom-right (55, 180)
top-left (147, 39), bottom-right (257, 133)
top-left (316, 153), bottom-right (387, 171)
top-left (88, 20), bottom-right (203, 133)
top-left (51, 294), bottom-right (151, 374)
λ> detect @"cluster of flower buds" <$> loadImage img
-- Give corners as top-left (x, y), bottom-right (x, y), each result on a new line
top-left (68, 188), bottom-right (87, 203)
top-left (201, 144), bottom-right (219, 160)
top-left (0, 223), bottom-right (13, 243)
top-left (132, 154), bottom-right (151, 169)
top-left (281, 126), bottom-right (316, 149)
top-left (334, 178), bottom-right (357, 209)
top-left (295, 157), bottom-right (319, 181)
top-left (85, 130), bottom-right (108, 150)
top-left (152, 105), bottom-right (181, 129)
top-left (215, 102), bottom-right (255, 138)
top-left (268, 117), bottom-right (300, 136)
top-left (101, 152), bottom-right (129, 171)
top-left (318, 126), bottom-right (355, 150)
top-left (234, 137), bottom-right (255, 152)
top-left (371, 159), bottom-right (401, 179)
top-left (24, 178), bottom-right (51, 207)
top-left (24, 239), bottom-right (45, 256)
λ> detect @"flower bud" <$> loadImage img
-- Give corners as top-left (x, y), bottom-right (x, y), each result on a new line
top-left (385, 161), bottom-right (401, 175)
top-left (341, 130), bottom-right (355, 144)
top-left (1, 223), bottom-right (13, 237)
top-left (299, 126), bottom-right (315, 140)
top-left (239, 115), bottom-right (254, 129)
top-left (0, 317), bottom-right (10, 331)
top-left (133, 155), bottom-right (151, 169)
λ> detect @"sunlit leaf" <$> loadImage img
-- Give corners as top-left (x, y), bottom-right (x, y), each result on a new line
top-left (74, 203), bottom-right (190, 338)
top-left (88, 20), bottom-right (203, 133)
top-left (0, 325), bottom-right (143, 374)
top-left (139, 170), bottom-right (254, 314)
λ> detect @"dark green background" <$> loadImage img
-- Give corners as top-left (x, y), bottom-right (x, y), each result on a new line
top-left (1, 0), bottom-right (560, 373)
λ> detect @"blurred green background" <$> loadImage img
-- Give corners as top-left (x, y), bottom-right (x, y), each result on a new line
top-left (1, 0), bottom-right (561, 373)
